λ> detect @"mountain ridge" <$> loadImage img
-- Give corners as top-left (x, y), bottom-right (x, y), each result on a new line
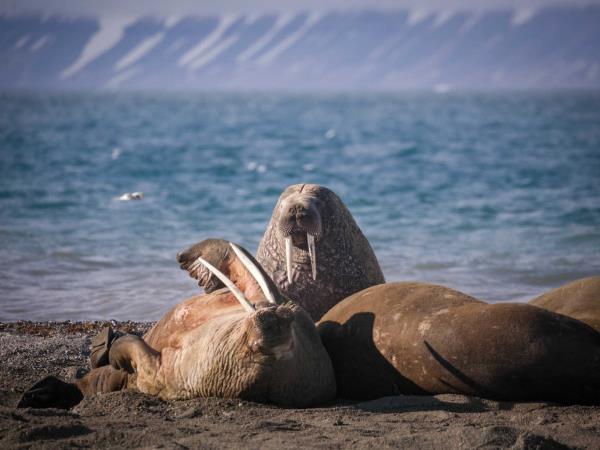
top-left (2, 7), bottom-right (599, 90)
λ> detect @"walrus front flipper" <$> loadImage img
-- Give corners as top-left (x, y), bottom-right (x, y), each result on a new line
top-left (108, 334), bottom-right (163, 395)
top-left (90, 326), bottom-right (124, 369)
top-left (17, 376), bottom-right (83, 409)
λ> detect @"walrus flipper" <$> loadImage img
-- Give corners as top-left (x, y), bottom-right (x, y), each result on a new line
top-left (108, 334), bottom-right (163, 395)
top-left (17, 376), bottom-right (83, 409)
top-left (90, 326), bottom-right (124, 369)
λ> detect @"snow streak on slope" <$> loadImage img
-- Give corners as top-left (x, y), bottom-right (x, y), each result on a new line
top-left (236, 13), bottom-right (295, 62)
top-left (178, 15), bottom-right (238, 68)
top-left (61, 16), bottom-right (136, 79)
top-left (257, 12), bottom-right (323, 66)
top-left (189, 34), bottom-right (240, 70)
top-left (114, 32), bottom-right (165, 71)
top-left (2, 7), bottom-right (599, 90)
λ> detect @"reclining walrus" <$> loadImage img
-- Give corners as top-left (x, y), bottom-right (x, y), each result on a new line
top-left (318, 282), bottom-right (600, 404)
top-left (529, 276), bottom-right (600, 332)
top-left (18, 240), bottom-right (336, 409)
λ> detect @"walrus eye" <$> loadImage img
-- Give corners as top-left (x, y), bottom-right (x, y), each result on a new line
top-left (191, 256), bottom-right (256, 313)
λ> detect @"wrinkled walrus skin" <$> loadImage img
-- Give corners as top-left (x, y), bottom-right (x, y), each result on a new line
top-left (318, 282), bottom-right (600, 404)
top-left (529, 276), bottom-right (600, 333)
top-left (257, 184), bottom-right (385, 321)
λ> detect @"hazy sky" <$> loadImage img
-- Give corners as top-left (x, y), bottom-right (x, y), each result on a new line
top-left (1, 0), bottom-right (598, 18)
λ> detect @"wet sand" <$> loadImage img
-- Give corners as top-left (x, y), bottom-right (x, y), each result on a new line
top-left (1, 321), bottom-right (599, 449)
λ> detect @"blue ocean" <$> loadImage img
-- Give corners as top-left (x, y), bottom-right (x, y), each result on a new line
top-left (0, 91), bottom-right (599, 321)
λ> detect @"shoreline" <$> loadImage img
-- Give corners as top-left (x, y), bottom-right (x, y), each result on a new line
top-left (1, 322), bottom-right (599, 449)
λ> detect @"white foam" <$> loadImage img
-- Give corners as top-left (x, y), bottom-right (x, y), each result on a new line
top-left (61, 15), bottom-right (136, 79)
top-left (256, 12), bottom-right (322, 67)
top-left (114, 32), bottom-right (165, 71)
top-left (178, 15), bottom-right (237, 68)
top-left (236, 13), bottom-right (294, 63)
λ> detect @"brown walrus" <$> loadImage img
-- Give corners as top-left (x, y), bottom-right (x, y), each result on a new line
top-left (18, 240), bottom-right (336, 409)
top-left (318, 282), bottom-right (600, 404)
top-left (529, 276), bottom-right (600, 332)
top-left (256, 183), bottom-right (385, 320)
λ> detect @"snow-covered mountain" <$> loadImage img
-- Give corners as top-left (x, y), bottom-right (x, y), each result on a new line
top-left (1, 6), bottom-right (599, 90)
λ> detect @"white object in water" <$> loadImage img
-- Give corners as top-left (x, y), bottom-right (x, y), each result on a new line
top-left (118, 192), bottom-right (144, 201)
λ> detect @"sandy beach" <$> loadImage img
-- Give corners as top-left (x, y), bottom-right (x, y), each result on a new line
top-left (1, 321), bottom-right (599, 449)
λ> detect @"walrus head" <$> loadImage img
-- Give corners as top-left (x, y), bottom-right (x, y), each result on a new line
top-left (277, 187), bottom-right (324, 283)
top-left (191, 246), bottom-right (335, 405)
top-left (257, 183), bottom-right (385, 320)
top-left (244, 304), bottom-right (296, 360)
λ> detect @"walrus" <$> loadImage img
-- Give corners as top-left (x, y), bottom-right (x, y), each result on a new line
top-left (318, 282), bottom-right (600, 404)
top-left (19, 240), bottom-right (336, 409)
top-left (529, 276), bottom-right (600, 332)
top-left (256, 184), bottom-right (385, 320)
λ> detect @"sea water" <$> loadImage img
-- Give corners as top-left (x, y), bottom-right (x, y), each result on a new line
top-left (0, 91), bottom-right (599, 321)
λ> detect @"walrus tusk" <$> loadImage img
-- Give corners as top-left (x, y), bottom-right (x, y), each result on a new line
top-left (229, 242), bottom-right (277, 304)
top-left (193, 256), bottom-right (255, 313)
top-left (285, 236), bottom-right (293, 284)
top-left (307, 233), bottom-right (317, 280)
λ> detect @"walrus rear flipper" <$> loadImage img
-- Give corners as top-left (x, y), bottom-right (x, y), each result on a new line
top-left (17, 376), bottom-right (83, 409)
top-left (90, 326), bottom-right (124, 369)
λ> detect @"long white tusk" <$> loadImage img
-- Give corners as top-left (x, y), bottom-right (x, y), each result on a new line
top-left (229, 243), bottom-right (277, 304)
top-left (307, 233), bottom-right (317, 280)
top-left (285, 236), bottom-right (294, 284)
top-left (193, 257), bottom-right (255, 312)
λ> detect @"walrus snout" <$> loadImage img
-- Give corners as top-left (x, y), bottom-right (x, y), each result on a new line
top-left (278, 197), bottom-right (322, 284)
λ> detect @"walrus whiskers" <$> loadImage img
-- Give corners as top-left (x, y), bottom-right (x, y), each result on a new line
top-left (193, 256), bottom-right (255, 312)
top-left (307, 233), bottom-right (317, 280)
top-left (285, 236), bottom-right (294, 284)
top-left (229, 242), bottom-right (277, 305)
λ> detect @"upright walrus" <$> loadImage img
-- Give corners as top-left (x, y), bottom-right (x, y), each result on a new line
top-left (257, 184), bottom-right (385, 320)
top-left (529, 276), bottom-right (600, 332)
top-left (318, 282), bottom-right (600, 404)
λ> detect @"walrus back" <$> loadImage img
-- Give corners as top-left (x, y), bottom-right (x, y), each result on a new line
top-left (529, 276), bottom-right (600, 333)
top-left (319, 282), bottom-right (600, 404)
